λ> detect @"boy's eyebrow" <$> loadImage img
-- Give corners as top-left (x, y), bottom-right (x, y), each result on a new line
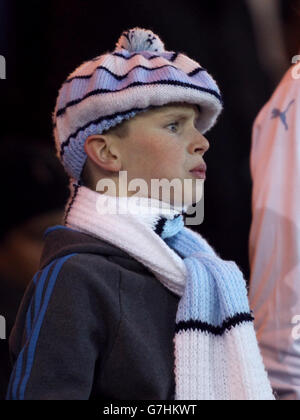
top-left (158, 108), bottom-right (200, 121)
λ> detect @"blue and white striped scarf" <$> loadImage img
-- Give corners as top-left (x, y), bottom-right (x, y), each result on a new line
top-left (163, 221), bottom-right (275, 400)
top-left (65, 184), bottom-right (275, 400)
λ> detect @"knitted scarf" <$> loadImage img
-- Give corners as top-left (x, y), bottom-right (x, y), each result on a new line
top-left (64, 183), bottom-right (275, 400)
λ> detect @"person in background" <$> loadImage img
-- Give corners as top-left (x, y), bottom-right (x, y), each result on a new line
top-left (246, 0), bottom-right (290, 86)
top-left (249, 49), bottom-right (300, 399)
top-left (0, 138), bottom-right (69, 400)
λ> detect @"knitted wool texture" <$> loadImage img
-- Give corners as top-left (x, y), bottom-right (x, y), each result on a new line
top-left (64, 185), bottom-right (275, 400)
top-left (52, 27), bottom-right (223, 181)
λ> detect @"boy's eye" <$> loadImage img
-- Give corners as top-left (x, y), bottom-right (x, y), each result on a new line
top-left (167, 122), bottom-right (179, 132)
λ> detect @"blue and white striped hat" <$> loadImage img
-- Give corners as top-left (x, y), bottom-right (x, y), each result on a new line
top-left (52, 27), bottom-right (223, 181)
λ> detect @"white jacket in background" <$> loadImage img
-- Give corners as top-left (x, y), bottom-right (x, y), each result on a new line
top-left (249, 61), bottom-right (300, 400)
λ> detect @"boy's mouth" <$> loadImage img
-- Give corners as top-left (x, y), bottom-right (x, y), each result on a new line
top-left (190, 163), bottom-right (207, 172)
top-left (189, 162), bottom-right (207, 179)
top-left (190, 170), bottom-right (206, 180)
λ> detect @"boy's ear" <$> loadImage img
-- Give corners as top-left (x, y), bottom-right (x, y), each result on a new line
top-left (84, 135), bottom-right (122, 173)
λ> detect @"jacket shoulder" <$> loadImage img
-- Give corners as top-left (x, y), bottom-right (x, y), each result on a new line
top-left (7, 252), bottom-right (122, 400)
top-left (40, 225), bottom-right (151, 276)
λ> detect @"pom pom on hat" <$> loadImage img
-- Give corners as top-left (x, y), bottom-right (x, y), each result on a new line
top-left (115, 27), bottom-right (165, 53)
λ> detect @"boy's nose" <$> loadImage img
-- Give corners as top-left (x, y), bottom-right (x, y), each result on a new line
top-left (189, 133), bottom-right (210, 155)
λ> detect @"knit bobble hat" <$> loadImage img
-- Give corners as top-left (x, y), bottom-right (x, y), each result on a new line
top-left (52, 27), bottom-right (223, 182)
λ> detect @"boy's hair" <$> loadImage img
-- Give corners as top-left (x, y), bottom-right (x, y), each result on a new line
top-left (52, 27), bottom-right (223, 184)
top-left (106, 118), bottom-right (130, 139)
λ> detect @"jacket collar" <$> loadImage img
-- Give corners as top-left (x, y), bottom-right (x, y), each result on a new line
top-left (40, 224), bottom-right (152, 274)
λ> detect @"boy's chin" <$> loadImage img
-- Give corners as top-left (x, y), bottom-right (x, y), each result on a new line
top-left (130, 181), bottom-right (204, 211)
top-left (178, 182), bottom-right (204, 209)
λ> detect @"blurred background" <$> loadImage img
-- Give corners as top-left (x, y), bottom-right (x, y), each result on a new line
top-left (0, 0), bottom-right (299, 400)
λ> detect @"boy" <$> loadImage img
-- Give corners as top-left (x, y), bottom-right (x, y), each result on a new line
top-left (6, 27), bottom-right (274, 400)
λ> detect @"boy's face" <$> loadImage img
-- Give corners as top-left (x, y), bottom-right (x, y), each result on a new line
top-left (117, 102), bottom-right (210, 207)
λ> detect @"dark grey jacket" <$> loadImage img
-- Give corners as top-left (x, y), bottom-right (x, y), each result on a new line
top-left (6, 225), bottom-right (180, 400)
